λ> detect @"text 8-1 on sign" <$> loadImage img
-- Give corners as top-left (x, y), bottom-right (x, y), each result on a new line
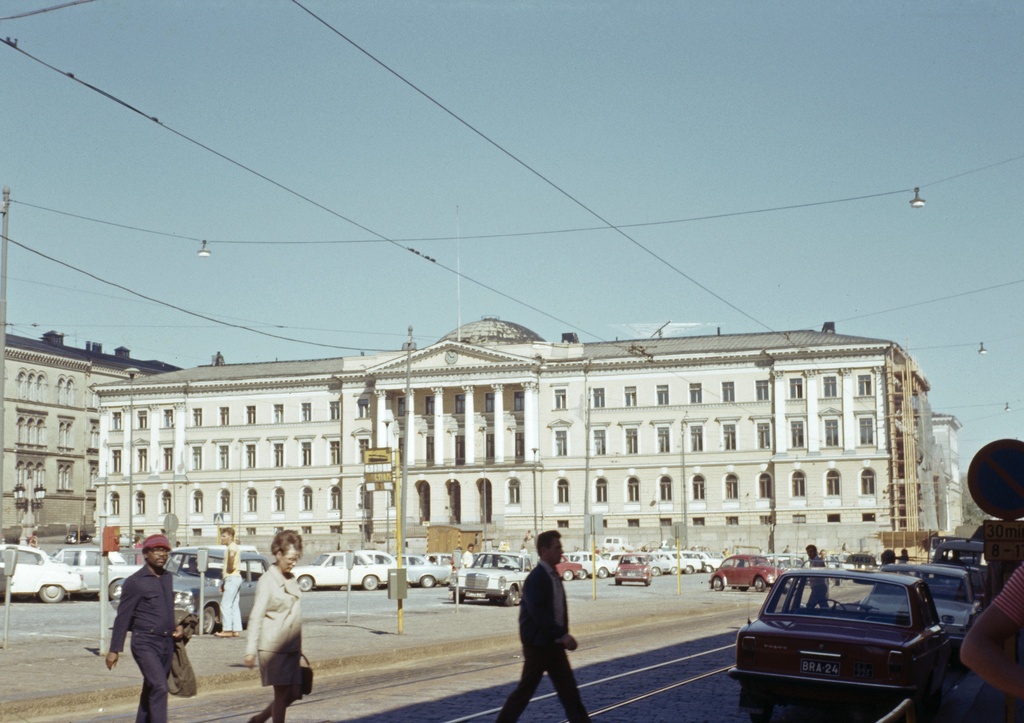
top-left (983, 520), bottom-right (1024, 562)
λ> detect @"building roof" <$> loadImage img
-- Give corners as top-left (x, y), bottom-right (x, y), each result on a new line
top-left (441, 317), bottom-right (545, 345)
top-left (7, 332), bottom-right (179, 374)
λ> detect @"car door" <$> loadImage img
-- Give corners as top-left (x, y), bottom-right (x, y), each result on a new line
top-left (13, 549), bottom-right (47, 594)
top-left (238, 557), bottom-right (266, 623)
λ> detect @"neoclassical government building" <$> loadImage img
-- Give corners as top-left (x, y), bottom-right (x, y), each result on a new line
top-left (93, 318), bottom-right (961, 553)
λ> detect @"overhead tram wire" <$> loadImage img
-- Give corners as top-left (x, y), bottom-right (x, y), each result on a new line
top-left (0, 39), bottom-right (598, 343)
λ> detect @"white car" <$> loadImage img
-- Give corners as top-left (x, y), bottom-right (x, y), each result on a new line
top-left (694, 551), bottom-right (724, 572)
top-left (402, 554), bottom-right (452, 588)
top-left (566, 551), bottom-right (615, 579)
top-left (51, 546), bottom-right (143, 598)
top-left (293, 550), bottom-right (395, 592)
top-left (0, 544), bottom-right (85, 603)
top-left (647, 551), bottom-right (678, 576)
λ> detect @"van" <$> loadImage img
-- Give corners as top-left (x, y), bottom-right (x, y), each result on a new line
top-left (601, 536), bottom-right (629, 552)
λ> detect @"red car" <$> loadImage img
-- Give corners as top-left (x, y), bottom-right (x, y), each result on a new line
top-left (709, 554), bottom-right (783, 592)
top-left (556, 555), bottom-right (585, 581)
top-left (730, 568), bottom-right (950, 722)
top-left (614, 553), bottom-right (653, 586)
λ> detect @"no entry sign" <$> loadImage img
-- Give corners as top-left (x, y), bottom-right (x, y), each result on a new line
top-left (968, 439), bottom-right (1024, 520)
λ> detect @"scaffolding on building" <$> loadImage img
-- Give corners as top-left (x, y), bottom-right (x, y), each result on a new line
top-left (885, 346), bottom-right (931, 532)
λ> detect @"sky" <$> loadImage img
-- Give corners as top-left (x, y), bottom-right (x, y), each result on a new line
top-left (0, 0), bottom-right (1021, 471)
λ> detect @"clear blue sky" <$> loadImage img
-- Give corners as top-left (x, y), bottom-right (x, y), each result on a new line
top-left (1, 1), bottom-right (1021, 469)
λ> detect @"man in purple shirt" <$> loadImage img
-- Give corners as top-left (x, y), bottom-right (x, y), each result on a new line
top-left (106, 534), bottom-right (182, 723)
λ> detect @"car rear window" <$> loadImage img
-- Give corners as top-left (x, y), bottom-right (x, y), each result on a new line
top-left (765, 574), bottom-right (913, 626)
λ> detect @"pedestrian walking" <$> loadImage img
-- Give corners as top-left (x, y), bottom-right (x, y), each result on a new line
top-left (217, 527), bottom-right (243, 638)
top-left (244, 530), bottom-right (304, 723)
top-left (805, 544), bottom-right (828, 609)
top-left (106, 534), bottom-right (182, 723)
top-left (496, 530), bottom-right (590, 723)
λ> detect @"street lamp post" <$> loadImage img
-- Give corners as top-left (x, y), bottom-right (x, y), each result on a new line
top-left (125, 368), bottom-right (139, 546)
top-left (14, 478), bottom-right (45, 543)
top-left (0, 186), bottom-right (9, 541)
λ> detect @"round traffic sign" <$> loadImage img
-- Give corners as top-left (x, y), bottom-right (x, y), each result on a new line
top-left (968, 439), bottom-right (1024, 520)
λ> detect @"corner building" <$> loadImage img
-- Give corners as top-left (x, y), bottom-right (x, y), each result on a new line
top-left (93, 319), bottom-right (956, 553)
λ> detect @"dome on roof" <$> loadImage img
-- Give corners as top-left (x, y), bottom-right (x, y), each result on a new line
top-left (440, 316), bottom-right (545, 345)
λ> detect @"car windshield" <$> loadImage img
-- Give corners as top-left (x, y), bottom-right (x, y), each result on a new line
top-left (620, 555), bottom-right (646, 565)
top-left (310, 554), bottom-right (330, 566)
top-left (765, 574), bottom-right (913, 626)
top-left (895, 570), bottom-right (968, 602)
top-left (750, 556), bottom-right (770, 567)
top-left (167, 553), bottom-right (224, 579)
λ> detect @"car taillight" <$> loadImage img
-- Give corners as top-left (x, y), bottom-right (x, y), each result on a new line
top-left (740, 635), bottom-right (756, 659)
top-left (887, 650), bottom-right (904, 676)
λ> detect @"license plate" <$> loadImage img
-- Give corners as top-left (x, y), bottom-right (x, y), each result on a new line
top-left (801, 659), bottom-right (840, 676)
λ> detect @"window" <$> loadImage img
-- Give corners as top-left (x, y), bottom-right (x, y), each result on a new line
top-left (330, 485), bottom-right (342, 510)
top-left (246, 444), bottom-right (256, 468)
top-left (759, 473), bottom-right (773, 499)
top-left (246, 405), bottom-right (257, 424)
top-left (689, 383), bottom-right (702, 404)
top-left (485, 433), bottom-right (495, 460)
top-left (826, 470), bottom-right (841, 496)
top-left (135, 491), bottom-right (146, 515)
top-left (274, 443), bottom-right (284, 467)
top-left (299, 402), bottom-right (310, 422)
top-left (659, 476), bottom-right (673, 501)
top-left (862, 513), bottom-right (876, 523)
top-left (137, 448), bottom-right (148, 473)
top-left (625, 428), bottom-right (638, 454)
top-left (595, 478), bottom-right (608, 503)
top-left (112, 411), bottom-right (122, 431)
top-left (789, 378), bottom-right (803, 399)
top-left (57, 464), bottom-right (71, 490)
top-left (163, 409), bottom-right (174, 428)
top-left (555, 429), bottom-right (568, 456)
top-left (627, 477), bottom-right (640, 502)
top-left (137, 410), bottom-right (148, 429)
top-left (757, 422), bottom-right (771, 449)
top-left (725, 474), bottom-right (739, 500)
top-left (193, 490), bottom-right (204, 514)
top-left (217, 445), bottom-right (228, 470)
top-left (859, 417), bottom-right (875, 445)
top-left (192, 408), bottom-right (202, 427)
top-left (791, 470), bottom-right (806, 497)
top-left (624, 387), bottom-right (637, 407)
top-left (191, 446), bottom-right (202, 471)
top-left (790, 420), bottom-right (805, 448)
top-left (484, 393), bottom-right (494, 413)
top-left (513, 391), bottom-right (524, 412)
top-left (760, 515), bottom-right (773, 526)
top-left (693, 517), bottom-right (705, 526)
top-left (756, 380), bottom-right (770, 401)
top-left (858, 374), bottom-right (873, 396)
top-left (861, 469), bottom-right (876, 495)
top-left (824, 419), bottom-right (840, 447)
top-left (690, 424), bottom-right (704, 452)
top-left (692, 475), bottom-right (705, 500)
top-left (656, 426), bottom-right (670, 453)
top-left (357, 398), bottom-right (369, 418)
top-left (330, 440), bottom-right (340, 465)
top-left (593, 429), bottom-right (606, 456)
top-left (827, 513), bottom-right (841, 523)
top-left (247, 488), bottom-right (258, 513)
top-left (793, 514), bottom-right (806, 524)
top-left (274, 487), bottom-right (285, 512)
top-left (301, 441), bottom-right (312, 466)
top-left (219, 407), bottom-right (230, 426)
top-left (726, 516), bottom-right (739, 526)
top-left (592, 388), bottom-right (605, 408)
top-left (455, 394), bottom-right (465, 414)
top-left (330, 401), bottom-right (340, 420)
top-left (823, 376), bottom-right (838, 398)
top-left (423, 395), bottom-right (435, 416)
top-left (554, 389), bottom-right (566, 409)
top-left (161, 490), bottom-right (172, 515)
top-left (515, 432), bottom-right (525, 460)
top-left (302, 486), bottom-right (313, 511)
top-left (358, 438), bottom-right (370, 458)
top-left (557, 478), bottom-right (570, 504)
top-left (627, 518), bottom-right (640, 528)
top-left (721, 382), bottom-right (735, 402)
top-left (426, 436), bottom-right (435, 460)
top-left (656, 385), bottom-right (670, 405)
top-left (723, 423), bottom-right (737, 451)
top-left (163, 447), bottom-right (173, 472)
top-left (508, 478), bottom-right (521, 505)
top-left (397, 397), bottom-right (406, 417)
top-left (219, 489), bottom-right (230, 514)
top-left (109, 491), bottom-right (120, 515)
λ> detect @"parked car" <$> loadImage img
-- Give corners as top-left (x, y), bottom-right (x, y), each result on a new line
top-left (64, 531), bottom-right (93, 544)
top-left (566, 551), bottom-right (615, 579)
top-left (931, 538), bottom-right (984, 568)
top-left (557, 555), bottom-right (585, 581)
top-left (402, 554), bottom-right (452, 588)
top-left (730, 568), bottom-right (950, 723)
top-left (0, 544), bottom-right (85, 603)
top-left (615, 553), bottom-right (653, 586)
top-left (160, 546), bottom-right (269, 634)
top-left (50, 546), bottom-right (142, 598)
top-left (709, 554), bottom-right (783, 593)
top-left (293, 550), bottom-right (395, 592)
top-left (695, 550), bottom-right (724, 571)
top-left (881, 563), bottom-right (981, 651)
top-left (449, 552), bottom-right (533, 606)
top-left (647, 551), bottom-right (677, 576)
top-left (675, 551), bottom-right (705, 574)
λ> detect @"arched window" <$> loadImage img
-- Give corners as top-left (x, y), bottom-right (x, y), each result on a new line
top-left (274, 487), bottom-right (285, 512)
top-left (27, 373), bottom-right (36, 401)
top-left (826, 470), bottom-right (841, 496)
top-left (17, 371), bottom-right (27, 399)
top-left (219, 489), bottom-right (231, 513)
top-left (329, 485), bottom-right (342, 510)
top-left (725, 474), bottom-right (739, 500)
top-left (758, 473), bottom-right (773, 499)
top-left (64, 379), bottom-right (75, 406)
top-left (659, 475), bottom-right (673, 501)
top-left (627, 476), bottom-right (640, 503)
top-left (508, 478), bottom-right (521, 505)
top-left (791, 470), bottom-right (806, 497)
top-left (134, 490), bottom-right (146, 515)
top-left (56, 378), bottom-right (65, 405)
top-left (192, 490), bottom-right (204, 514)
top-left (34, 373), bottom-right (46, 402)
top-left (557, 478), bottom-right (570, 504)
top-left (110, 491), bottom-right (121, 516)
top-left (691, 475), bottom-right (706, 501)
top-left (247, 488), bottom-right (258, 513)
top-left (301, 486), bottom-right (313, 512)
top-left (595, 477), bottom-right (608, 504)
top-left (161, 490), bottom-right (172, 515)
top-left (860, 469), bottom-right (875, 495)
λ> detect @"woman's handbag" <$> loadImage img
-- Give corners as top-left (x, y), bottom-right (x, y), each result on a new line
top-left (300, 654), bottom-right (313, 696)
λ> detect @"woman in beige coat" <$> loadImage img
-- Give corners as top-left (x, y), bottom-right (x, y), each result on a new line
top-left (244, 530), bottom-right (303, 723)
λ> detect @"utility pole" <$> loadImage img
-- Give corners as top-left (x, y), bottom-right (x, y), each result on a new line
top-left (0, 186), bottom-right (9, 540)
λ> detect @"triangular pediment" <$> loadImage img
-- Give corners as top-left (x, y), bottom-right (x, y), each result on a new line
top-left (369, 341), bottom-right (538, 376)
top-left (818, 406), bottom-right (843, 416)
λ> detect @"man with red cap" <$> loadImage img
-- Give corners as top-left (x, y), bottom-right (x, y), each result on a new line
top-left (106, 534), bottom-right (182, 723)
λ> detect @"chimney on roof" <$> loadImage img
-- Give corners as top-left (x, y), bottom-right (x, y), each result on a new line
top-left (42, 330), bottom-right (64, 346)
top-left (822, 321), bottom-right (836, 334)
top-left (86, 341), bottom-right (103, 353)
top-left (114, 346), bottom-right (131, 358)
top-left (561, 332), bottom-right (579, 344)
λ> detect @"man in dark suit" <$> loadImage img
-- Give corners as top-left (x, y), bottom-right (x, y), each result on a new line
top-left (496, 530), bottom-right (590, 722)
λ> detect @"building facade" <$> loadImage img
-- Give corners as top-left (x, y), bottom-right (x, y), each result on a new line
top-left (93, 319), bottom-right (958, 554)
top-left (0, 331), bottom-right (177, 541)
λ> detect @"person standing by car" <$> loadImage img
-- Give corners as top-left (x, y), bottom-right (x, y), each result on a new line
top-left (217, 527), bottom-right (243, 638)
top-left (244, 530), bottom-right (303, 723)
top-left (962, 563), bottom-right (1024, 698)
top-left (106, 534), bottom-right (183, 723)
top-left (805, 544), bottom-right (828, 608)
top-left (496, 530), bottom-right (590, 723)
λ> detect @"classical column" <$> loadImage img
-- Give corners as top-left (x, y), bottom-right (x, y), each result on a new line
top-left (492, 384), bottom-right (505, 463)
top-left (432, 387), bottom-right (444, 465)
top-left (523, 381), bottom-right (539, 456)
top-left (464, 385), bottom-right (476, 464)
top-left (805, 372), bottom-right (819, 453)
top-left (840, 369), bottom-right (856, 450)
top-left (772, 371), bottom-right (787, 455)
top-left (375, 390), bottom-right (389, 446)
top-left (404, 388), bottom-right (416, 466)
